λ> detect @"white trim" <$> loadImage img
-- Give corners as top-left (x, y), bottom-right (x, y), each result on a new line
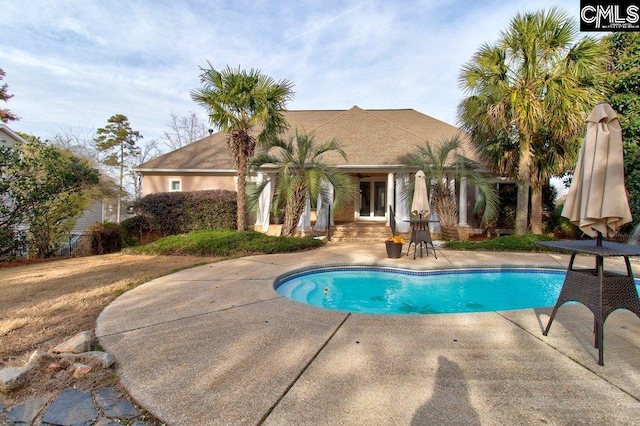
top-left (169, 178), bottom-right (182, 192)
top-left (0, 124), bottom-right (27, 145)
top-left (356, 178), bottom-right (387, 220)
top-left (135, 168), bottom-right (236, 173)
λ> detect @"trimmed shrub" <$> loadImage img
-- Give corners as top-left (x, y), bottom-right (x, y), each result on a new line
top-left (88, 222), bottom-right (122, 254)
top-left (444, 233), bottom-right (555, 251)
top-left (133, 190), bottom-right (237, 237)
top-left (128, 229), bottom-right (324, 257)
top-left (120, 215), bottom-right (153, 247)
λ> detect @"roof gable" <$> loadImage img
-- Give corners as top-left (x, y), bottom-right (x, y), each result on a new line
top-left (137, 132), bottom-right (235, 171)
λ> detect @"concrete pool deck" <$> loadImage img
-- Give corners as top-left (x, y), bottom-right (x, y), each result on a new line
top-left (96, 243), bottom-right (640, 425)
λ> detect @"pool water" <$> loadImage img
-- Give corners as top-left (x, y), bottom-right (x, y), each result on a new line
top-left (275, 267), bottom-right (592, 315)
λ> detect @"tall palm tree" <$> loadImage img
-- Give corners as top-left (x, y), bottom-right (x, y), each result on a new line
top-left (458, 7), bottom-right (606, 234)
top-left (400, 136), bottom-right (499, 234)
top-left (249, 130), bottom-right (355, 237)
top-left (191, 63), bottom-right (294, 230)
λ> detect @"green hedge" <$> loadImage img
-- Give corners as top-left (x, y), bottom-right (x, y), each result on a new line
top-left (444, 233), bottom-right (555, 251)
top-left (88, 222), bottom-right (122, 254)
top-left (132, 190), bottom-right (237, 237)
top-left (120, 215), bottom-right (153, 247)
top-left (129, 229), bottom-right (324, 257)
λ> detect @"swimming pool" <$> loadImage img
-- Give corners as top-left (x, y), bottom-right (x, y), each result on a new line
top-left (275, 266), bottom-right (640, 315)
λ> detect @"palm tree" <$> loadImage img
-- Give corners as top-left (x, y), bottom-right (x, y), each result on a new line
top-left (401, 136), bottom-right (499, 237)
top-left (249, 130), bottom-right (355, 237)
top-left (191, 63), bottom-right (294, 230)
top-left (458, 8), bottom-right (606, 234)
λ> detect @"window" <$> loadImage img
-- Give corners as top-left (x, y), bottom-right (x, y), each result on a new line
top-left (169, 179), bottom-right (182, 192)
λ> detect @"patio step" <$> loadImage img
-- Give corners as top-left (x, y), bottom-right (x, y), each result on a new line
top-left (329, 223), bottom-right (396, 242)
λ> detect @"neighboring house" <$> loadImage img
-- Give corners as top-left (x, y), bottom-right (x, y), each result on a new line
top-left (71, 200), bottom-right (106, 234)
top-left (71, 199), bottom-right (135, 234)
top-left (1, 123), bottom-right (26, 218)
top-left (1, 125), bottom-right (27, 256)
top-left (0, 123), bottom-right (25, 148)
top-left (136, 106), bottom-right (504, 237)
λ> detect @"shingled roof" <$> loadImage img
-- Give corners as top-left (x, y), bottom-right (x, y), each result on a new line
top-left (136, 106), bottom-right (471, 172)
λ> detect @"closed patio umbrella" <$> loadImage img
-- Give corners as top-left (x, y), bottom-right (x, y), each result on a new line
top-left (561, 103), bottom-right (632, 244)
top-left (411, 170), bottom-right (430, 219)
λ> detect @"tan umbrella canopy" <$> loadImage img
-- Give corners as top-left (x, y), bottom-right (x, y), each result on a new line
top-left (411, 170), bottom-right (430, 219)
top-left (561, 103), bottom-right (632, 242)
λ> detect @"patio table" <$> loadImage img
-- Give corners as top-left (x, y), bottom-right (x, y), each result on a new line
top-left (405, 220), bottom-right (437, 259)
top-left (537, 240), bottom-right (640, 365)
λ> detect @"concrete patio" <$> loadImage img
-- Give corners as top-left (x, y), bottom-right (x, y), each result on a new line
top-left (96, 243), bottom-right (640, 425)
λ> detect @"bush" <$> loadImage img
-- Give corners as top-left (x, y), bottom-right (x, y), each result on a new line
top-left (129, 229), bottom-right (324, 257)
top-left (120, 215), bottom-right (153, 247)
top-left (548, 204), bottom-right (582, 239)
top-left (88, 222), bottom-right (122, 254)
top-left (133, 190), bottom-right (237, 237)
top-left (444, 233), bottom-right (555, 251)
top-left (0, 226), bottom-right (27, 261)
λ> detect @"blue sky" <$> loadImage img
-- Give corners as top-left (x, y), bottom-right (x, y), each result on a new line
top-left (2, 0), bottom-right (582, 150)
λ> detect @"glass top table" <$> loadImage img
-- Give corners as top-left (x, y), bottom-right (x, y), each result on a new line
top-left (536, 240), bottom-right (640, 365)
top-left (404, 220), bottom-right (437, 259)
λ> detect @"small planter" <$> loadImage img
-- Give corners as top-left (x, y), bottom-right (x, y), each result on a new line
top-left (385, 241), bottom-right (403, 258)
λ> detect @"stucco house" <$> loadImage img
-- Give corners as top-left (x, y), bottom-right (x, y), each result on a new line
top-left (136, 106), bottom-right (503, 239)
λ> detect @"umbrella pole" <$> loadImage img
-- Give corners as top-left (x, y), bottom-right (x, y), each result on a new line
top-left (595, 230), bottom-right (604, 277)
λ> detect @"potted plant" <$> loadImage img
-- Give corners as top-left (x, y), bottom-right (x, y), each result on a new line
top-left (385, 235), bottom-right (405, 258)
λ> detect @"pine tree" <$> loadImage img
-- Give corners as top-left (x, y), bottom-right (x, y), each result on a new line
top-left (95, 114), bottom-right (142, 222)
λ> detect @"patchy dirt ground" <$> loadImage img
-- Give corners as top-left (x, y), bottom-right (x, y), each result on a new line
top-left (0, 253), bottom-right (216, 412)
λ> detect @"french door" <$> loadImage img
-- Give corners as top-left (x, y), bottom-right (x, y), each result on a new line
top-left (359, 180), bottom-right (386, 219)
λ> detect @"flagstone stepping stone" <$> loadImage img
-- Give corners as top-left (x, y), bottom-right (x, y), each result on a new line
top-left (42, 388), bottom-right (97, 426)
top-left (94, 388), bottom-right (140, 419)
top-left (4, 398), bottom-right (47, 424)
top-left (94, 417), bottom-right (121, 426)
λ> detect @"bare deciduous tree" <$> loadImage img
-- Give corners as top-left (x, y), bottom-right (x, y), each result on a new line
top-left (163, 111), bottom-right (209, 151)
top-left (129, 138), bottom-right (162, 200)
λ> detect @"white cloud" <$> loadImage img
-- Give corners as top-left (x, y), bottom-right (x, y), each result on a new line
top-left (1, 0), bottom-right (582, 148)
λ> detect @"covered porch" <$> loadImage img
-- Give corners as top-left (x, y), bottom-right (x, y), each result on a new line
top-left (254, 170), bottom-right (488, 241)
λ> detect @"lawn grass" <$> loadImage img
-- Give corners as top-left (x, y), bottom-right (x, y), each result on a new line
top-left (127, 229), bottom-right (325, 256)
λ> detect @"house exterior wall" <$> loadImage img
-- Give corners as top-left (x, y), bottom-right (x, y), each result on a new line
top-left (72, 200), bottom-right (104, 233)
top-left (334, 198), bottom-right (356, 222)
top-left (141, 174), bottom-right (237, 196)
top-left (0, 126), bottom-right (23, 148)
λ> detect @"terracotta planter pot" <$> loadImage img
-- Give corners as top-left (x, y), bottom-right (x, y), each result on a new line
top-left (385, 241), bottom-right (403, 258)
